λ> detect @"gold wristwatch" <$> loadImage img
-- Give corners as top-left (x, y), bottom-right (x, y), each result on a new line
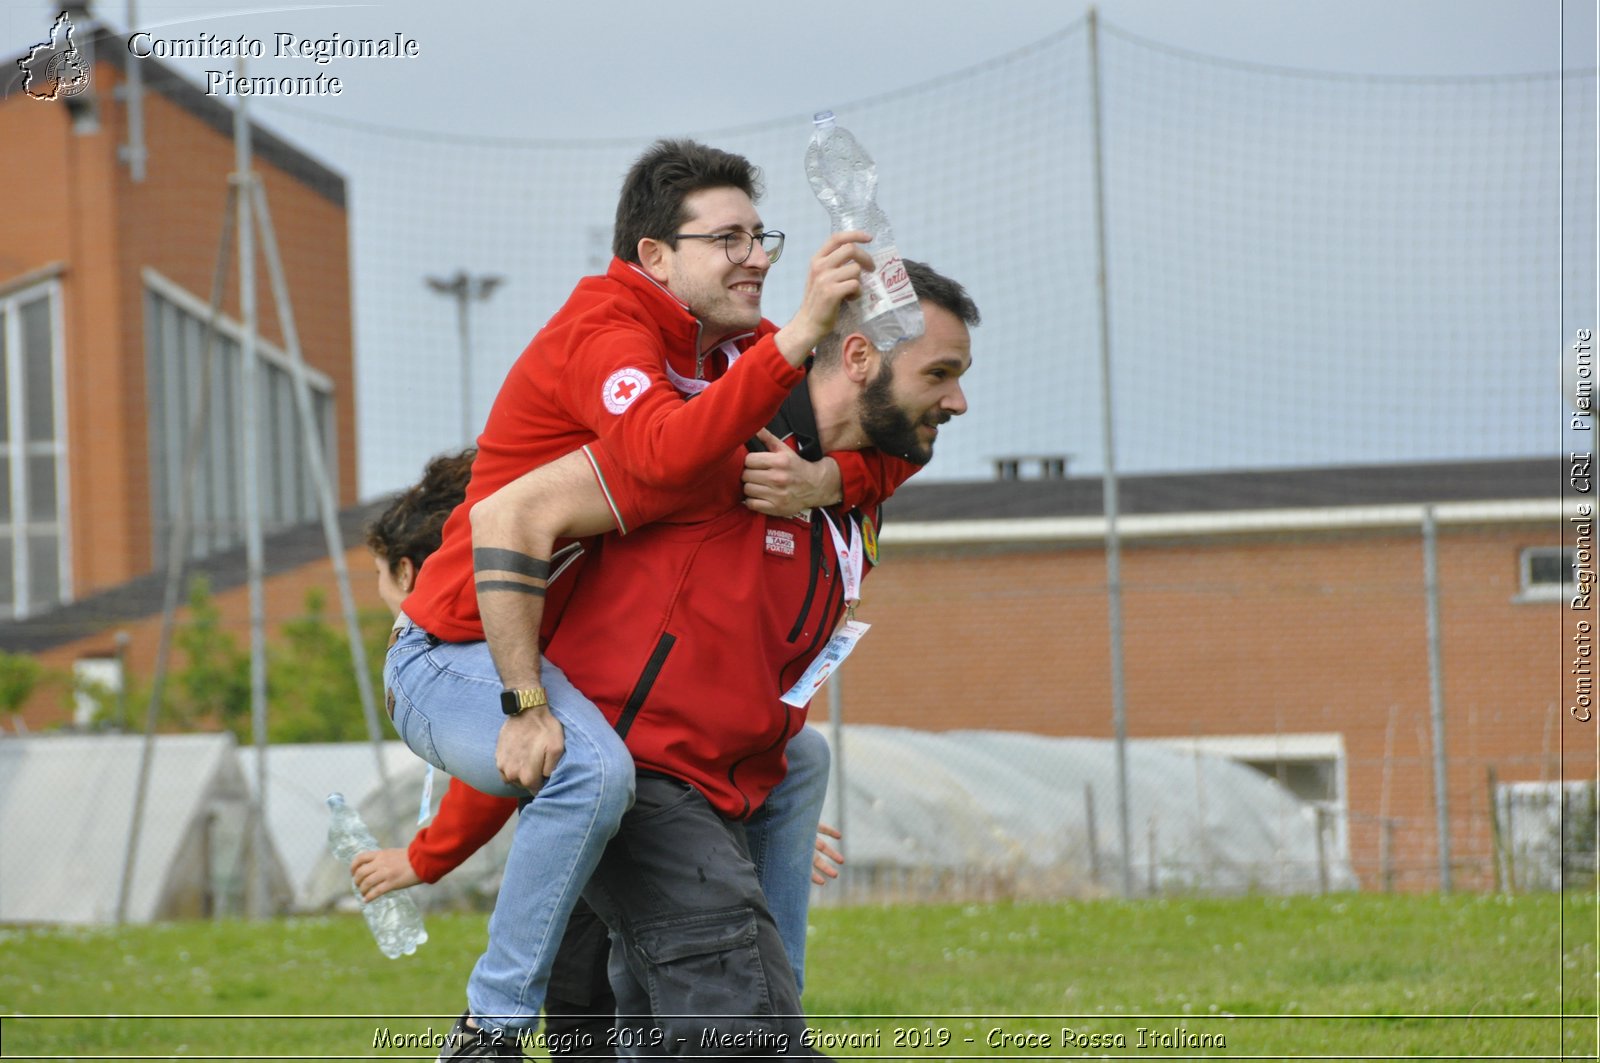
top-left (500, 687), bottom-right (549, 716)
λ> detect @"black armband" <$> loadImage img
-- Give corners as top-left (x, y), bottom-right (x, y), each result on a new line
top-left (473, 548), bottom-right (551, 581)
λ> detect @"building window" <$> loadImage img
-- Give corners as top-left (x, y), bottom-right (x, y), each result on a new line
top-left (144, 271), bottom-right (336, 564)
top-left (0, 280), bottom-right (70, 619)
top-left (1519, 547), bottom-right (1574, 600)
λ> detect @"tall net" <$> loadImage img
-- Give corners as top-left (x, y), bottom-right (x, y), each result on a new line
top-left (8, 17), bottom-right (1593, 916)
top-left (241, 18), bottom-right (1590, 496)
top-left (244, 26), bottom-right (1592, 899)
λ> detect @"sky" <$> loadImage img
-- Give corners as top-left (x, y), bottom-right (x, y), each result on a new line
top-left (2, 0), bottom-right (1595, 497)
top-left (2, 0), bottom-right (1592, 135)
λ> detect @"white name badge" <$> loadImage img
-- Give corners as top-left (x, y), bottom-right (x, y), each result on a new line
top-left (780, 620), bottom-right (871, 707)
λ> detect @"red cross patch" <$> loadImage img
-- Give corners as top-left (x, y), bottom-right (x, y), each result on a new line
top-left (602, 368), bottom-right (652, 415)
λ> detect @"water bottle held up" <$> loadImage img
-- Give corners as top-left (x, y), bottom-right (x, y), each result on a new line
top-left (805, 111), bottom-right (923, 352)
top-left (326, 792), bottom-right (428, 959)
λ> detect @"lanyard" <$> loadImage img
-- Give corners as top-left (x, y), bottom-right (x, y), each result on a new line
top-left (664, 340), bottom-right (743, 397)
top-left (821, 509), bottom-right (864, 618)
top-left (779, 509), bottom-right (870, 708)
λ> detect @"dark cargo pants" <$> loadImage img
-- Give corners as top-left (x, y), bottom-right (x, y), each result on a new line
top-left (580, 773), bottom-right (822, 1059)
top-left (544, 898), bottom-right (619, 1060)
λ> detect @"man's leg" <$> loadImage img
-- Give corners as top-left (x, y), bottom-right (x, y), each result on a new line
top-left (581, 774), bottom-right (812, 1058)
top-left (386, 624), bottom-right (635, 1037)
top-left (544, 900), bottom-right (618, 1061)
top-left (741, 726), bottom-right (829, 996)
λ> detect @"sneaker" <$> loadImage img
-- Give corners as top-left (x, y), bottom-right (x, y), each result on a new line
top-left (435, 1011), bottom-right (524, 1062)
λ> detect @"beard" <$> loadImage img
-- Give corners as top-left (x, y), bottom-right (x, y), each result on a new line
top-left (858, 363), bottom-right (944, 466)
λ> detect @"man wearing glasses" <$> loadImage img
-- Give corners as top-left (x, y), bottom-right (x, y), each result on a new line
top-left (477, 257), bottom-right (976, 1060)
top-left (391, 140), bottom-right (911, 1058)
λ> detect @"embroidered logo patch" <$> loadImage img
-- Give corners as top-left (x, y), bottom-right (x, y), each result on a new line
top-left (602, 368), bottom-right (652, 415)
top-left (765, 528), bottom-right (796, 557)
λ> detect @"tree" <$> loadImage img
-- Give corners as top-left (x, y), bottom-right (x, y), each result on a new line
top-left (265, 587), bottom-right (391, 744)
top-left (114, 577), bottom-right (391, 743)
top-left (170, 575), bottom-right (252, 738)
top-left (0, 651), bottom-right (45, 716)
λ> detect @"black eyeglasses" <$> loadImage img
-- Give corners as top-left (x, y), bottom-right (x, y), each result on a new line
top-left (673, 229), bottom-right (785, 265)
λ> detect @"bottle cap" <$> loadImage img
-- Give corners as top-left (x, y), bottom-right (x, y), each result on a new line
top-left (812, 110), bottom-right (835, 126)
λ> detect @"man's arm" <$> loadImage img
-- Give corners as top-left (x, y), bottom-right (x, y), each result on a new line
top-left (560, 234), bottom-right (875, 492)
top-left (741, 430), bottom-right (922, 515)
top-left (350, 778), bottom-right (517, 901)
top-left (469, 448), bottom-right (618, 790)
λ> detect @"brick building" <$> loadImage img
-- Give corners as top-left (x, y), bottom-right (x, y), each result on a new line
top-left (855, 457), bottom-right (1584, 891)
top-left (0, 15), bottom-right (355, 618)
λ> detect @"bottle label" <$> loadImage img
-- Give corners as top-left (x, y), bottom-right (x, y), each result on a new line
top-left (861, 248), bottom-right (917, 319)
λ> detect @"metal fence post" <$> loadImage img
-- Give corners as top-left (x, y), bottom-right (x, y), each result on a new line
top-left (1422, 506), bottom-right (1452, 892)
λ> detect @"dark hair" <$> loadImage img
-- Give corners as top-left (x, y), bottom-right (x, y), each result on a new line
top-left (612, 139), bottom-right (764, 263)
top-left (365, 448), bottom-right (476, 576)
top-left (813, 259), bottom-right (981, 369)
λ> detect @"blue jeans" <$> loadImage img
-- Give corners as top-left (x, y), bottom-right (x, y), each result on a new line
top-left (744, 724), bottom-right (829, 996)
top-left (385, 620), bottom-right (635, 1036)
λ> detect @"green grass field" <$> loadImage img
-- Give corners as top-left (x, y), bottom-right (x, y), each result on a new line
top-left (1, 892), bottom-right (1594, 1059)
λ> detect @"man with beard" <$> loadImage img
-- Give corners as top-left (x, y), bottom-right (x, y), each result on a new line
top-left (388, 139), bottom-right (915, 1060)
top-left (466, 260), bottom-right (977, 1056)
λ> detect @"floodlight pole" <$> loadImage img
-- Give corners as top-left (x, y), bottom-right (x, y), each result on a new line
top-left (251, 173), bottom-right (395, 813)
top-left (427, 271), bottom-right (504, 447)
top-left (1087, 6), bottom-right (1134, 899)
top-left (118, 0), bottom-right (146, 181)
top-left (234, 59), bottom-right (273, 920)
top-left (115, 184), bottom-right (236, 925)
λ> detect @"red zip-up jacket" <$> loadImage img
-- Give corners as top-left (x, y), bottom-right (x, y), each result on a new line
top-left (406, 258), bottom-right (913, 643)
top-left (407, 385), bottom-right (903, 869)
top-left (407, 778), bottom-right (516, 883)
top-left (545, 383), bottom-right (877, 819)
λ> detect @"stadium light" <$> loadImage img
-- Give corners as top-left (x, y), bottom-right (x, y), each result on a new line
top-left (426, 271), bottom-right (504, 446)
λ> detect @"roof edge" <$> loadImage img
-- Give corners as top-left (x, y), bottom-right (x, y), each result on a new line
top-left (880, 498), bottom-right (1564, 546)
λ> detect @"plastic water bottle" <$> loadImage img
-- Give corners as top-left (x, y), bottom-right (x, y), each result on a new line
top-left (325, 792), bottom-right (428, 958)
top-left (804, 111), bottom-right (924, 351)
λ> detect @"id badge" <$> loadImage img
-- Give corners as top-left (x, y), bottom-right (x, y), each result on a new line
top-left (780, 620), bottom-right (871, 707)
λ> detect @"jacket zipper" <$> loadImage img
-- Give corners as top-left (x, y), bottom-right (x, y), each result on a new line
top-left (789, 577), bottom-right (847, 691)
top-left (732, 565), bottom-right (848, 817)
top-left (613, 632), bottom-right (677, 740)
top-left (696, 328), bottom-right (756, 378)
top-left (725, 703), bottom-right (796, 821)
top-left (785, 517), bottom-right (828, 643)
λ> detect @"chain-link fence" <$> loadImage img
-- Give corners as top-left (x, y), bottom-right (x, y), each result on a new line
top-left (2, 15), bottom-right (1594, 920)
